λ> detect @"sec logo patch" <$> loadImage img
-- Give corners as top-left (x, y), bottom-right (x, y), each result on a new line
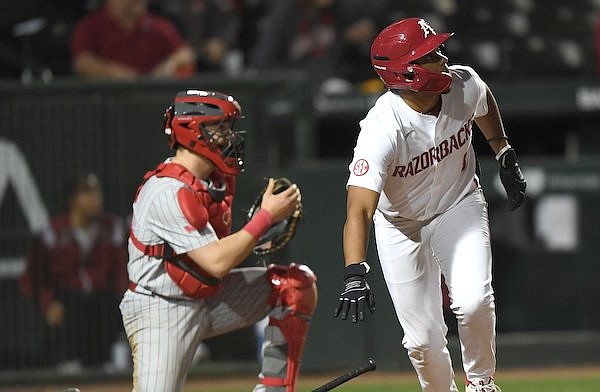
top-left (353, 159), bottom-right (369, 176)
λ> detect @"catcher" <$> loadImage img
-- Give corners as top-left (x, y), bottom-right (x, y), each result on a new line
top-left (119, 89), bottom-right (315, 392)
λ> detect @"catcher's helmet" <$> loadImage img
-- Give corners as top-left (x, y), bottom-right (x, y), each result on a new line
top-left (371, 17), bottom-right (454, 94)
top-left (164, 90), bottom-right (245, 175)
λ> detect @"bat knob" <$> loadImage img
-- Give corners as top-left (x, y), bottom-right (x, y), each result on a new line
top-left (367, 358), bottom-right (376, 371)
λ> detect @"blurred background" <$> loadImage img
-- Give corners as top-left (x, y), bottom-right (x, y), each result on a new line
top-left (1, 0), bottom-right (600, 388)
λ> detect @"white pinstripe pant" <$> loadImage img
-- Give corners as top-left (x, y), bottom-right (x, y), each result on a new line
top-left (120, 267), bottom-right (273, 392)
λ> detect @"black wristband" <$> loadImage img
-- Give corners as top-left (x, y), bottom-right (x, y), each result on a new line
top-left (344, 262), bottom-right (369, 279)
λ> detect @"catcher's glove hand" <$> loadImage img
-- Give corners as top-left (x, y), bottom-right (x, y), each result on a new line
top-left (498, 147), bottom-right (526, 210)
top-left (246, 177), bottom-right (303, 255)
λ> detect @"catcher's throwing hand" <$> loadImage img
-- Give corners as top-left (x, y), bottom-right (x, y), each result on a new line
top-left (246, 177), bottom-right (303, 255)
top-left (334, 262), bottom-right (375, 322)
top-left (260, 178), bottom-right (301, 223)
top-left (497, 147), bottom-right (526, 210)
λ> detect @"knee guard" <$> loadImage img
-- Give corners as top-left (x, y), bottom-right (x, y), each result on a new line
top-left (258, 263), bottom-right (317, 392)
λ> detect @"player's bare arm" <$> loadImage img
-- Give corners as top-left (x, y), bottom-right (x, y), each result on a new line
top-left (335, 185), bottom-right (378, 322)
top-left (474, 86), bottom-right (509, 155)
top-left (343, 185), bottom-right (379, 266)
top-left (187, 179), bottom-right (301, 278)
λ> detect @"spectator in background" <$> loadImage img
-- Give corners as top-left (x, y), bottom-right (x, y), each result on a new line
top-left (70, 0), bottom-right (196, 79)
top-left (19, 172), bottom-right (128, 371)
top-left (249, 0), bottom-right (388, 91)
top-left (154, 0), bottom-right (242, 73)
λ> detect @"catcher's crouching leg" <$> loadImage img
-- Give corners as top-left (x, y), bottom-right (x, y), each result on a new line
top-left (256, 263), bottom-right (317, 392)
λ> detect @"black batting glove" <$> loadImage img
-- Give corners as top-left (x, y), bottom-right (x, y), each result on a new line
top-left (498, 147), bottom-right (526, 210)
top-left (334, 262), bottom-right (375, 322)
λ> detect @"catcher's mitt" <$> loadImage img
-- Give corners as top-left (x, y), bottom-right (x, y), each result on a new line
top-left (246, 177), bottom-right (303, 255)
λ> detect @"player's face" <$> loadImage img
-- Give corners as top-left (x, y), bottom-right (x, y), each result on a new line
top-left (412, 46), bottom-right (450, 74)
top-left (412, 45), bottom-right (448, 65)
top-left (205, 121), bottom-right (235, 150)
top-left (412, 45), bottom-right (451, 94)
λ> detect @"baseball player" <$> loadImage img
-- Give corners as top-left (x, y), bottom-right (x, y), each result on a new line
top-left (119, 90), bottom-right (317, 392)
top-left (333, 18), bottom-right (526, 392)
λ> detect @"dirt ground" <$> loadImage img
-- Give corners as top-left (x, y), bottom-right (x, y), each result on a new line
top-left (3, 364), bottom-right (599, 392)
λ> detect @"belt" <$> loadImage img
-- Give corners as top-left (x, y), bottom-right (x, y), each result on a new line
top-left (127, 280), bottom-right (193, 302)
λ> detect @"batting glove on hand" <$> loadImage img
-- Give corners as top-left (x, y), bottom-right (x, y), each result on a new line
top-left (498, 147), bottom-right (526, 210)
top-left (334, 262), bottom-right (375, 322)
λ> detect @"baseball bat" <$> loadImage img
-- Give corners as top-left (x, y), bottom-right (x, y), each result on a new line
top-left (311, 358), bottom-right (376, 392)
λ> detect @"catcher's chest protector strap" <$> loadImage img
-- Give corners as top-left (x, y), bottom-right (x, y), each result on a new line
top-left (130, 162), bottom-right (228, 298)
top-left (129, 226), bottom-right (221, 298)
top-left (137, 162), bottom-right (235, 238)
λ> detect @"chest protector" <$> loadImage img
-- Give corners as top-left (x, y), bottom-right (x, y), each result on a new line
top-left (130, 162), bottom-right (236, 298)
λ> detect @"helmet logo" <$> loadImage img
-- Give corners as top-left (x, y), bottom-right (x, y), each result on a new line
top-left (417, 19), bottom-right (436, 38)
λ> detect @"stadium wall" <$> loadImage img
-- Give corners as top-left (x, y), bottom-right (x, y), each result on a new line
top-left (0, 75), bottom-right (599, 381)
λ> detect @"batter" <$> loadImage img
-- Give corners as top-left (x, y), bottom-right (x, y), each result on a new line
top-left (333, 18), bottom-right (526, 392)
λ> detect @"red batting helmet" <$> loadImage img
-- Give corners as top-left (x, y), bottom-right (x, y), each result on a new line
top-left (164, 90), bottom-right (245, 175)
top-left (371, 17), bottom-right (454, 94)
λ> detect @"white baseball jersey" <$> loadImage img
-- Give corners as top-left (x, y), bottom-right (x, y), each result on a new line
top-left (127, 173), bottom-right (218, 299)
top-left (347, 65), bottom-right (488, 221)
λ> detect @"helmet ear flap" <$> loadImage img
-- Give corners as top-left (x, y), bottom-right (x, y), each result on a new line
top-left (400, 64), bottom-right (416, 82)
